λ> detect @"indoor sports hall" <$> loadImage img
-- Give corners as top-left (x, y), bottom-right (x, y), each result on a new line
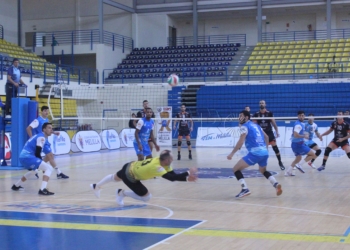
top-left (1, 1), bottom-right (350, 249)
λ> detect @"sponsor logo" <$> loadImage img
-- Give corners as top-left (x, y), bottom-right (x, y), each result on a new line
top-left (201, 132), bottom-right (231, 141)
top-left (78, 134), bottom-right (84, 149)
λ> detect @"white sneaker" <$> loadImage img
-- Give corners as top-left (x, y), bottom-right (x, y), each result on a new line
top-left (295, 164), bottom-right (305, 173)
top-left (90, 183), bottom-right (101, 198)
top-left (116, 189), bottom-right (124, 207)
top-left (284, 171), bottom-right (295, 177)
top-left (308, 161), bottom-right (317, 169)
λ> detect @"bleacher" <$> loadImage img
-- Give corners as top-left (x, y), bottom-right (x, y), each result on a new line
top-left (196, 83), bottom-right (350, 118)
top-left (106, 43), bottom-right (240, 82)
top-left (242, 39), bottom-right (350, 76)
top-left (0, 38), bottom-right (78, 79)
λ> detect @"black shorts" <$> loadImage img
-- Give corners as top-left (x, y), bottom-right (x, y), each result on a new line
top-left (178, 129), bottom-right (190, 137)
top-left (116, 163), bottom-right (148, 196)
top-left (266, 131), bottom-right (276, 143)
top-left (308, 143), bottom-right (317, 149)
top-left (331, 139), bottom-right (349, 149)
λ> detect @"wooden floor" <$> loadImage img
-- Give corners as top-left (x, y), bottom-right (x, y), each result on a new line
top-left (1, 147), bottom-right (350, 249)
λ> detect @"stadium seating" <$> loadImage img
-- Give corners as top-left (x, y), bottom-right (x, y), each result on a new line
top-left (196, 83), bottom-right (350, 118)
top-left (242, 39), bottom-right (350, 76)
top-left (0, 38), bottom-right (79, 79)
top-left (106, 43), bottom-right (240, 81)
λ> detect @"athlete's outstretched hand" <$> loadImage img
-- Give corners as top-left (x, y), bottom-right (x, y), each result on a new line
top-left (188, 167), bottom-right (198, 182)
top-left (155, 144), bottom-right (160, 152)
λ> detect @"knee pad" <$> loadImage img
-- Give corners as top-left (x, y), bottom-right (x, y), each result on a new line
top-left (325, 147), bottom-right (332, 157)
top-left (141, 193), bottom-right (152, 202)
top-left (38, 162), bottom-right (53, 177)
top-left (186, 141), bottom-right (191, 146)
top-left (177, 141), bottom-right (182, 146)
top-left (272, 145), bottom-right (280, 154)
top-left (234, 170), bottom-right (244, 180)
top-left (316, 149), bottom-right (322, 157)
top-left (347, 153), bottom-right (350, 159)
top-left (263, 171), bottom-right (272, 179)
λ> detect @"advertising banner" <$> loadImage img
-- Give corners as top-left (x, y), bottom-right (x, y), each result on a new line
top-left (100, 129), bottom-right (121, 150)
top-left (71, 131), bottom-right (101, 153)
top-left (156, 106), bottom-right (172, 146)
top-left (196, 127), bottom-right (235, 147)
top-left (119, 129), bottom-right (136, 148)
top-left (47, 132), bottom-right (71, 155)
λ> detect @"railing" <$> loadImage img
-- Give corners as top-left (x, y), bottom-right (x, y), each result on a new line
top-left (103, 62), bottom-right (350, 84)
top-left (0, 55), bottom-right (98, 84)
top-left (103, 31), bottom-right (133, 52)
top-left (168, 34), bottom-right (246, 47)
top-left (0, 25), bottom-right (3, 40)
top-left (262, 28), bottom-right (350, 42)
top-left (33, 29), bottom-right (133, 51)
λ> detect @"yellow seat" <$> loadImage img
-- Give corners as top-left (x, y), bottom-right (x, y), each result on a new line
top-left (258, 51), bottom-right (265, 55)
top-left (296, 59), bottom-right (304, 64)
top-left (314, 49), bottom-right (322, 53)
top-left (276, 70), bottom-right (284, 74)
top-left (301, 45), bottom-right (309, 49)
top-left (307, 69), bottom-right (315, 73)
top-left (312, 53), bottom-right (319, 58)
top-left (316, 44), bottom-right (323, 48)
top-left (284, 70), bottom-right (292, 74)
top-left (311, 59), bottom-right (318, 63)
top-left (323, 43), bottom-right (330, 48)
top-left (294, 45), bottom-right (302, 49)
top-left (337, 43), bottom-right (345, 48)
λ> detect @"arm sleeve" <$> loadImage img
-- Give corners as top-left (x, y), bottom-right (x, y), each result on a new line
top-left (294, 124), bottom-right (302, 133)
top-left (239, 125), bottom-right (248, 135)
top-left (162, 170), bottom-right (189, 182)
top-left (29, 119), bottom-right (39, 129)
top-left (35, 146), bottom-right (42, 159)
top-left (135, 119), bottom-right (144, 130)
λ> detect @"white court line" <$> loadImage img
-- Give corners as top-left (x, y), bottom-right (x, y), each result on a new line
top-left (144, 220), bottom-right (207, 250)
top-left (0, 198), bottom-right (174, 219)
top-left (152, 196), bottom-right (350, 219)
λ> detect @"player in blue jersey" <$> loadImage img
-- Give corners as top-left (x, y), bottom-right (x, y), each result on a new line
top-left (26, 105), bottom-right (69, 179)
top-left (11, 123), bottom-right (55, 195)
top-left (285, 111), bottom-right (316, 176)
top-left (304, 114), bottom-right (322, 169)
top-left (227, 110), bottom-right (282, 198)
top-left (134, 107), bottom-right (160, 161)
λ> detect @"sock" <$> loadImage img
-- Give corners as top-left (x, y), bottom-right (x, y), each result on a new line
top-left (178, 151), bottom-right (180, 155)
top-left (298, 160), bottom-right (307, 167)
top-left (15, 179), bottom-right (23, 186)
top-left (123, 190), bottom-right (151, 202)
top-left (96, 174), bottom-right (115, 188)
top-left (238, 178), bottom-right (248, 189)
top-left (55, 168), bottom-right (62, 174)
top-left (322, 159), bottom-right (327, 166)
top-left (189, 150), bottom-right (191, 155)
top-left (41, 181), bottom-right (48, 190)
top-left (311, 158), bottom-right (315, 163)
top-left (15, 171), bottom-right (33, 186)
top-left (268, 176), bottom-right (277, 186)
top-left (287, 166), bottom-right (293, 173)
top-left (276, 154), bottom-right (281, 162)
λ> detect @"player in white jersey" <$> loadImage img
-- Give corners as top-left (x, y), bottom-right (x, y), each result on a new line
top-left (304, 114), bottom-right (322, 169)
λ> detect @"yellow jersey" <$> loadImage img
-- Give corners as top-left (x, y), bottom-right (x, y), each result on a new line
top-left (130, 157), bottom-right (173, 180)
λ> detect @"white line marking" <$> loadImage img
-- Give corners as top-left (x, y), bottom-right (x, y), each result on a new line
top-left (144, 220), bottom-right (207, 250)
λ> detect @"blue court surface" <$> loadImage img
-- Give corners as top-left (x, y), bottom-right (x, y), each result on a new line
top-left (0, 211), bottom-right (202, 250)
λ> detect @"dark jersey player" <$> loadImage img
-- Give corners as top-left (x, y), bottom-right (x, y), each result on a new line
top-left (318, 111), bottom-right (350, 171)
top-left (134, 100), bottom-right (156, 152)
top-left (253, 100), bottom-right (285, 170)
top-left (173, 104), bottom-right (193, 160)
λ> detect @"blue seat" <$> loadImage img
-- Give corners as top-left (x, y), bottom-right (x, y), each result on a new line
top-left (148, 73), bottom-right (153, 77)
top-left (146, 47), bottom-right (151, 50)
top-left (134, 74), bottom-right (140, 78)
top-left (140, 47), bottom-right (145, 51)
top-left (114, 75), bottom-right (120, 79)
top-left (134, 48), bottom-right (139, 51)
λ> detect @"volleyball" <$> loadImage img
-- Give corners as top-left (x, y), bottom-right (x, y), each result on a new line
top-left (167, 74), bottom-right (179, 87)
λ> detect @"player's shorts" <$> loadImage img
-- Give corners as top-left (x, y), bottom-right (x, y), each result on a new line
top-left (178, 129), bottom-right (190, 137)
top-left (331, 139), bottom-right (349, 149)
top-left (305, 140), bottom-right (317, 148)
top-left (242, 152), bottom-right (268, 167)
top-left (133, 142), bottom-right (152, 157)
top-left (116, 163), bottom-right (148, 196)
top-left (266, 131), bottom-right (276, 143)
top-left (291, 142), bottom-right (311, 156)
top-left (19, 156), bottom-right (42, 170)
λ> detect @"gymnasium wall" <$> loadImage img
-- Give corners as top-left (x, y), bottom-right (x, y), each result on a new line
top-left (21, 0), bottom-right (132, 48)
top-left (0, 1), bottom-right (18, 44)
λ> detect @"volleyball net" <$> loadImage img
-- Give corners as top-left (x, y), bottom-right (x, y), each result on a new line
top-left (46, 82), bottom-right (350, 146)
